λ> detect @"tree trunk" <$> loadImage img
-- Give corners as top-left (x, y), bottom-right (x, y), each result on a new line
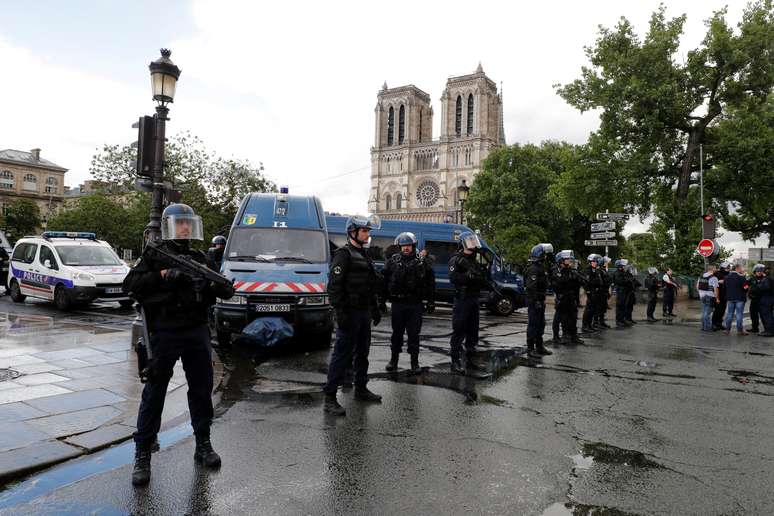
top-left (677, 128), bottom-right (700, 202)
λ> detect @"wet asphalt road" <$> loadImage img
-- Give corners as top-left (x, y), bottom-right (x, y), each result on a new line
top-left (3, 305), bottom-right (774, 515)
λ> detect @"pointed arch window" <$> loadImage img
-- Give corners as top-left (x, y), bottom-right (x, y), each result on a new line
top-left (398, 105), bottom-right (405, 144)
top-left (455, 96), bottom-right (462, 136)
top-left (418, 109), bottom-right (423, 143)
top-left (467, 94), bottom-right (474, 135)
top-left (387, 106), bottom-right (395, 146)
top-left (396, 193), bottom-right (402, 210)
top-left (385, 194), bottom-right (391, 211)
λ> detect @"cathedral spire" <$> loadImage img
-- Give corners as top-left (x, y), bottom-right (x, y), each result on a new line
top-left (498, 81), bottom-right (506, 145)
top-left (382, 80), bottom-right (388, 91)
top-left (475, 62), bottom-right (484, 74)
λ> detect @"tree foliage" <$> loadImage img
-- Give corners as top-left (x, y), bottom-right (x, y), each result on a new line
top-left (4, 199), bottom-right (41, 240)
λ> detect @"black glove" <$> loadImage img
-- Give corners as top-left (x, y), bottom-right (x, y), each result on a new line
top-left (424, 300), bottom-right (435, 314)
top-left (164, 268), bottom-right (187, 284)
top-left (371, 307), bottom-right (381, 326)
top-left (335, 309), bottom-right (350, 331)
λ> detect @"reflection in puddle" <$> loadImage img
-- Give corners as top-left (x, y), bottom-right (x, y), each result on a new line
top-left (569, 453), bottom-right (594, 471)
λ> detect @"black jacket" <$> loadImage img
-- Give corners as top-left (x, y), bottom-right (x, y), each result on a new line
top-left (613, 269), bottom-right (635, 293)
top-left (123, 241), bottom-right (233, 331)
top-left (584, 266), bottom-right (604, 295)
top-left (748, 276), bottom-right (773, 299)
top-left (644, 274), bottom-right (660, 293)
top-left (525, 261), bottom-right (550, 302)
top-left (449, 251), bottom-right (487, 298)
top-left (383, 252), bottom-right (434, 303)
top-left (329, 243), bottom-right (379, 310)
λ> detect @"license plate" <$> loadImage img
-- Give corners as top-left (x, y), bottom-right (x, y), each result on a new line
top-left (105, 287), bottom-right (122, 294)
top-left (253, 303), bottom-right (291, 312)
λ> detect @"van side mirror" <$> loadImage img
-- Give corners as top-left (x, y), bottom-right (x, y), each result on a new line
top-left (44, 259), bottom-right (51, 269)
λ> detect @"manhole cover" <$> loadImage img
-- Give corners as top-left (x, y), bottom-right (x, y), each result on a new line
top-left (0, 368), bottom-right (21, 382)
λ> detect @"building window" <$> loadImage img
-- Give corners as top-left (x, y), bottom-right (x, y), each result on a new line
top-left (387, 107), bottom-right (395, 146)
top-left (385, 194), bottom-right (391, 211)
top-left (419, 109), bottom-right (423, 142)
top-left (23, 174), bottom-right (37, 191)
top-left (416, 180), bottom-right (440, 208)
top-left (396, 193), bottom-right (402, 210)
top-left (467, 94), bottom-right (474, 135)
top-left (45, 177), bottom-right (58, 194)
top-left (455, 96), bottom-right (462, 136)
top-left (398, 105), bottom-right (405, 144)
top-left (0, 170), bottom-right (13, 190)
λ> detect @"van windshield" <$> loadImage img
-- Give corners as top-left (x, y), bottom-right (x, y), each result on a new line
top-left (55, 245), bottom-right (121, 266)
top-left (227, 228), bottom-right (328, 264)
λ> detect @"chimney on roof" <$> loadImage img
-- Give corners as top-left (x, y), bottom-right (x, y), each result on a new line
top-left (30, 148), bottom-right (41, 161)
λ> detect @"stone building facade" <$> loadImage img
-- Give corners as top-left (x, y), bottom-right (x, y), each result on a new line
top-left (368, 64), bottom-right (505, 222)
top-left (0, 149), bottom-right (67, 225)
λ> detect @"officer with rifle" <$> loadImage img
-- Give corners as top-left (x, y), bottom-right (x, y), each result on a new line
top-left (525, 243), bottom-right (554, 358)
top-left (553, 250), bottom-right (585, 345)
top-left (123, 203), bottom-right (235, 487)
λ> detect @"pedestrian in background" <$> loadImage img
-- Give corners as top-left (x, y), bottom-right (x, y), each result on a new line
top-left (644, 267), bottom-right (660, 322)
top-left (748, 264), bottom-right (767, 335)
top-left (697, 265), bottom-right (720, 332)
top-left (723, 264), bottom-right (748, 335)
top-left (712, 262), bottom-right (730, 331)
top-left (661, 268), bottom-right (678, 317)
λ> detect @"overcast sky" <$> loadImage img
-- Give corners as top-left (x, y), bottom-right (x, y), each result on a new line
top-left (0, 0), bottom-right (766, 257)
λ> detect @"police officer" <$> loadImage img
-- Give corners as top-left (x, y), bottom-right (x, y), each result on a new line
top-left (323, 214), bottom-right (383, 416)
top-left (581, 254), bottom-right (603, 333)
top-left (749, 264), bottom-right (774, 337)
top-left (553, 250), bottom-right (584, 345)
top-left (525, 243), bottom-right (554, 358)
top-left (448, 231), bottom-right (488, 374)
top-left (123, 204), bottom-right (235, 487)
top-left (644, 266), bottom-right (660, 322)
top-left (593, 256), bottom-right (612, 329)
top-left (207, 235), bottom-right (227, 271)
top-left (625, 264), bottom-right (641, 324)
top-left (613, 259), bottom-right (634, 327)
top-left (383, 232), bottom-right (435, 374)
top-left (712, 262), bottom-right (730, 331)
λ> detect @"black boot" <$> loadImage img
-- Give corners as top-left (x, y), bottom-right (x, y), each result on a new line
top-left (646, 316), bottom-right (658, 323)
top-left (354, 386), bottom-right (382, 403)
top-left (599, 320), bottom-right (611, 328)
top-left (131, 442), bottom-right (152, 486)
top-left (194, 434), bottom-right (221, 468)
top-left (570, 334), bottom-right (585, 345)
top-left (451, 358), bottom-right (465, 375)
top-left (385, 352), bottom-right (399, 372)
top-left (410, 354), bottom-right (421, 374)
top-left (324, 392), bottom-right (346, 416)
top-left (536, 338), bottom-right (553, 356)
top-left (527, 338), bottom-right (541, 358)
top-left (626, 319), bottom-right (637, 325)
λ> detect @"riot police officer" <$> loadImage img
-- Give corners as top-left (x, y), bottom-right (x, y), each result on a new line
top-left (624, 264), bottom-right (641, 324)
top-left (207, 235), bottom-right (227, 271)
top-left (749, 264), bottom-right (774, 337)
top-left (383, 232), bottom-right (435, 374)
top-left (595, 256), bottom-right (612, 328)
top-left (323, 214), bottom-right (383, 416)
top-left (553, 250), bottom-right (584, 345)
top-left (712, 261), bottom-right (730, 331)
top-left (581, 254), bottom-right (603, 333)
top-left (123, 203), bottom-right (235, 487)
top-left (613, 259), bottom-right (634, 327)
top-left (644, 267), bottom-right (660, 322)
top-left (525, 243), bottom-right (554, 358)
top-left (448, 231), bottom-right (488, 374)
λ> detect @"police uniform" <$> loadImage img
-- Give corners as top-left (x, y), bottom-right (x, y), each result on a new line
top-left (207, 246), bottom-right (224, 271)
top-left (596, 266), bottom-right (612, 327)
top-left (625, 270), bottom-right (641, 323)
top-left (525, 260), bottom-right (552, 356)
top-left (612, 266), bottom-right (634, 326)
top-left (750, 273), bottom-right (774, 336)
top-left (581, 265), bottom-right (603, 331)
top-left (449, 250), bottom-right (487, 369)
top-left (383, 251), bottom-right (434, 371)
top-left (644, 272), bottom-right (660, 321)
top-left (324, 243), bottom-right (380, 397)
top-left (553, 264), bottom-right (583, 344)
top-left (712, 268), bottom-right (728, 330)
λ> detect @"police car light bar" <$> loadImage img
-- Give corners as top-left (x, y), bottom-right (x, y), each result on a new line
top-left (280, 186), bottom-right (289, 194)
top-left (42, 231), bottom-right (97, 240)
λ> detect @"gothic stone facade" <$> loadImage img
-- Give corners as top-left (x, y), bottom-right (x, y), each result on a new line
top-left (0, 149), bottom-right (67, 226)
top-left (368, 65), bottom-right (504, 222)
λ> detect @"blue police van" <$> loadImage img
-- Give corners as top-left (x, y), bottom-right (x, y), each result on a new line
top-left (213, 190), bottom-right (333, 347)
top-left (325, 215), bottom-right (525, 316)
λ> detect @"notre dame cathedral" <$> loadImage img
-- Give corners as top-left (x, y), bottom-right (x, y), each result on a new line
top-left (368, 64), bottom-right (505, 222)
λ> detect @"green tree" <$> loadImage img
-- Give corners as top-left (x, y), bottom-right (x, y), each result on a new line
top-left (556, 1), bottom-right (774, 271)
top-left (5, 199), bottom-right (41, 240)
top-left (46, 194), bottom-right (133, 251)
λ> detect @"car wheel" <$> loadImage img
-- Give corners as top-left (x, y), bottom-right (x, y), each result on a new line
top-left (490, 295), bottom-right (514, 316)
top-left (9, 280), bottom-right (25, 303)
top-left (54, 285), bottom-right (71, 311)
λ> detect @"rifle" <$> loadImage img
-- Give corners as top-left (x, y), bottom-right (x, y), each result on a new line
top-left (143, 240), bottom-right (235, 299)
top-left (134, 305), bottom-right (154, 383)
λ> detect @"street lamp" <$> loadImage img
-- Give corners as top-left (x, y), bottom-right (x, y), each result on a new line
top-left (145, 49), bottom-right (181, 242)
top-left (457, 179), bottom-right (470, 225)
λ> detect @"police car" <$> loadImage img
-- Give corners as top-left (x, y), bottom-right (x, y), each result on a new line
top-left (7, 232), bottom-right (132, 310)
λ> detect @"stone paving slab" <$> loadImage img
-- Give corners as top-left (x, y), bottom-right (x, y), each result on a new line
top-left (24, 388), bottom-right (125, 415)
top-left (78, 353), bottom-right (126, 366)
top-left (0, 346), bottom-right (40, 358)
top-left (32, 348), bottom-right (103, 361)
top-left (0, 384), bottom-right (71, 404)
top-left (47, 358), bottom-right (93, 369)
top-left (88, 341), bottom-right (131, 353)
top-left (0, 440), bottom-right (81, 483)
top-left (14, 372), bottom-right (70, 386)
top-left (0, 421), bottom-right (52, 452)
top-left (27, 406), bottom-right (123, 439)
top-left (0, 355), bottom-right (45, 368)
top-left (0, 402), bottom-right (47, 422)
top-left (0, 381), bottom-right (23, 392)
top-left (11, 363), bottom-right (64, 375)
top-left (64, 423), bottom-right (136, 452)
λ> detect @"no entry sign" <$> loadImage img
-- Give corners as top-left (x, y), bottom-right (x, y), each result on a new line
top-left (697, 239), bottom-right (716, 257)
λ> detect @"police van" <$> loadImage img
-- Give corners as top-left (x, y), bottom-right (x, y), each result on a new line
top-left (213, 189), bottom-right (333, 347)
top-left (7, 232), bottom-right (132, 310)
top-left (326, 216), bottom-right (525, 316)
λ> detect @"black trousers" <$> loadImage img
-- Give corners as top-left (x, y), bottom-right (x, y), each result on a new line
top-left (582, 291), bottom-right (597, 327)
top-left (527, 299), bottom-right (546, 340)
top-left (615, 290), bottom-right (629, 322)
top-left (760, 296), bottom-right (774, 333)
top-left (663, 288), bottom-right (675, 315)
top-left (391, 301), bottom-right (423, 355)
top-left (324, 309), bottom-right (371, 394)
top-left (750, 298), bottom-right (760, 332)
top-left (450, 296), bottom-right (479, 361)
top-left (134, 324), bottom-right (213, 445)
top-left (646, 292), bottom-right (658, 318)
top-left (712, 297), bottom-right (727, 328)
top-left (595, 291), bottom-right (609, 323)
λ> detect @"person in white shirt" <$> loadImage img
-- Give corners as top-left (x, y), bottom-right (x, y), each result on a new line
top-left (697, 265), bottom-right (720, 332)
top-left (662, 268), bottom-right (679, 317)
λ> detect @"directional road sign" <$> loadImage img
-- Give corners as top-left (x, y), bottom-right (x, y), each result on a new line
top-left (596, 213), bottom-right (629, 221)
top-left (585, 239), bottom-right (619, 247)
top-left (590, 221), bottom-right (615, 232)
top-left (590, 231), bottom-right (616, 239)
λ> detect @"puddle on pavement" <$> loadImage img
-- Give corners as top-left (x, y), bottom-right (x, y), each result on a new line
top-left (723, 369), bottom-right (774, 386)
top-left (569, 453), bottom-right (594, 471)
top-left (542, 501), bottom-right (639, 516)
top-left (580, 442), bottom-right (663, 469)
top-left (0, 423), bottom-right (193, 509)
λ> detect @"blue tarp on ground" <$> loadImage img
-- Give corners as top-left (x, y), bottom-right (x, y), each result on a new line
top-left (241, 317), bottom-right (294, 347)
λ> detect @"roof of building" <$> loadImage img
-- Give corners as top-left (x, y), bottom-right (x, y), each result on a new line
top-left (0, 149), bottom-right (67, 171)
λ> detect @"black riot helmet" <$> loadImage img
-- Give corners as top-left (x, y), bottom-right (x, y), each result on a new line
top-left (211, 235), bottom-right (227, 247)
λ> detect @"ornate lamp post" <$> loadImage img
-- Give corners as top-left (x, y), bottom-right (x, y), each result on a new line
top-left (457, 179), bottom-right (470, 225)
top-left (146, 49), bottom-right (181, 241)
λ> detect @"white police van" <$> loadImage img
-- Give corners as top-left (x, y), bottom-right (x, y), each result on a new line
top-left (7, 232), bottom-right (132, 310)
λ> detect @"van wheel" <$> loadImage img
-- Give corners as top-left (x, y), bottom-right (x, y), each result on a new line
top-left (490, 295), bottom-right (514, 316)
top-left (9, 280), bottom-right (25, 303)
top-left (54, 285), bottom-right (71, 311)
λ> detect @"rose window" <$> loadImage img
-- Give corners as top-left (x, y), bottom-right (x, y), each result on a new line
top-left (416, 181), bottom-right (440, 207)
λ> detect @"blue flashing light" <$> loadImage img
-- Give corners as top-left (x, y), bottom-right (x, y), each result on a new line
top-left (279, 186), bottom-right (289, 194)
top-left (42, 231), bottom-right (97, 240)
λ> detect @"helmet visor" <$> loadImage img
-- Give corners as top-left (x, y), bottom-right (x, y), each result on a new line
top-left (542, 243), bottom-right (554, 255)
top-left (161, 213), bottom-right (203, 241)
top-left (367, 214), bottom-right (382, 230)
top-left (460, 233), bottom-right (482, 250)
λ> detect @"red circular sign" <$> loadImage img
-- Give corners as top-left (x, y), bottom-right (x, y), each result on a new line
top-left (698, 239), bottom-right (715, 257)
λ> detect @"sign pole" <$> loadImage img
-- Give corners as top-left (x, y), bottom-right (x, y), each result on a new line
top-left (605, 209), bottom-right (609, 257)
